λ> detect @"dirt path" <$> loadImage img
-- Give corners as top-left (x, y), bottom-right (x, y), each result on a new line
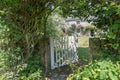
top-left (46, 60), bottom-right (88, 80)
top-left (49, 74), bottom-right (68, 80)
top-left (47, 65), bottom-right (71, 80)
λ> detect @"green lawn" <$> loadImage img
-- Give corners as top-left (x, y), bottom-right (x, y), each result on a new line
top-left (78, 36), bottom-right (89, 48)
top-left (77, 36), bottom-right (90, 61)
top-left (78, 47), bottom-right (89, 61)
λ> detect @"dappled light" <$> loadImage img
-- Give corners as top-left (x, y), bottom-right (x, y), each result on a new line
top-left (0, 0), bottom-right (120, 80)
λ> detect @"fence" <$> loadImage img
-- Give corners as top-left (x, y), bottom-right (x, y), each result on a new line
top-left (50, 35), bottom-right (78, 69)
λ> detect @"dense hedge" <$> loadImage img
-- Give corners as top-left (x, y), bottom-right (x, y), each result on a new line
top-left (67, 60), bottom-right (120, 80)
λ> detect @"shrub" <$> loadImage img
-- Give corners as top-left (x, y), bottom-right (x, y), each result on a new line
top-left (0, 49), bottom-right (44, 80)
top-left (67, 60), bottom-right (120, 80)
top-left (19, 55), bottom-right (44, 80)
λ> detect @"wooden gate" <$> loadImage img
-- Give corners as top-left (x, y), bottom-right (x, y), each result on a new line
top-left (50, 35), bottom-right (78, 69)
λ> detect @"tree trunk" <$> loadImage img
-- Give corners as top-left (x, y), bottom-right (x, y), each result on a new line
top-left (25, 34), bottom-right (29, 63)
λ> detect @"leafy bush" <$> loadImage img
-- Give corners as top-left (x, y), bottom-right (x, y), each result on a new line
top-left (100, 6), bottom-right (120, 55)
top-left (19, 55), bottom-right (43, 80)
top-left (0, 51), bottom-right (43, 80)
top-left (67, 60), bottom-right (120, 80)
top-left (46, 15), bottom-right (64, 37)
top-left (0, 50), bottom-right (7, 80)
top-left (102, 21), bottom-right (120, 55)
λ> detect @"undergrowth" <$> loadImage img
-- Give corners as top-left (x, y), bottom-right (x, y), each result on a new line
top-left (0, 50), bottom-right (44, 80)
top-left (67, 54), bottom-right (120, 80)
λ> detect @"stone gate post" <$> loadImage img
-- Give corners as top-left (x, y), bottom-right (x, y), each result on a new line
top-left (40, 37), bottom-right (51, 72)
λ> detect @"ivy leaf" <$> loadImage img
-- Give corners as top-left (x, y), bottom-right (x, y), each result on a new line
top-left (107, 32), bottom-right (116, 39)
top-left (108, 71), bottom-right (118, 80)
top-left (112, 43), bottom-right (119, 50)
top-left (100, 70), bottom-right (107, 80)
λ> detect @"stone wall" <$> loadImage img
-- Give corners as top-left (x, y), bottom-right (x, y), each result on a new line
top-left (89, 37), bottom-right (101, 53)
top-left (89, 37), bottom-right (106, 59)
top-left (89, 37), bottom-right (120, 57)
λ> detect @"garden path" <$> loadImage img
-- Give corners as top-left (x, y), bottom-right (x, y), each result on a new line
top-left (47, 60), bottom-right (87, 80)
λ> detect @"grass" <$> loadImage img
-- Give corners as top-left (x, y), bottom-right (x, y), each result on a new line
top-left (78, 47), bottom-right (89, 61)
top-left (78, 36), bottom-right (89, 48)
top-left (77, 36), bottom-right (90, 61)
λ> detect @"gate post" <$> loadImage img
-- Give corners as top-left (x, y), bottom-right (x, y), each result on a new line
top-left (50, 38), bottom-right (54, 69)
top-left (40, 37), bottom-right (51, 72)
top-left (89, 37), bottom-right (101, 60)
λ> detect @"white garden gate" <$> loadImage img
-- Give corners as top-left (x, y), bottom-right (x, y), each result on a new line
top-left (50, 35), bottom-right (78, 69)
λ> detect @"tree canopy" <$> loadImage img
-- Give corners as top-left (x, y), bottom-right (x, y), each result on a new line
top-left (0, 0), bottom-right (120, 79)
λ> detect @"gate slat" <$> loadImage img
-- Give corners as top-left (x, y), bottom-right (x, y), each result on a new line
top-left (50, 38), bottom-right (54, 69)
top-left (50, 35), bottom-right (78, 69)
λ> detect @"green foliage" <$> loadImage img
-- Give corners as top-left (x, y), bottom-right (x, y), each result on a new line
top-left (0, 0), bottom-right (70, 79)
top-left (46, 14), bottom-right (64, 37)
top-left (1, 0), bottom-right (120, 80)
top-left (0, 50), bottom-right (43, 80)
top-left (18, 55), bottom-right (43, 80)
top-left (67, 60), bottom-right (120, 80)
top-left (0, 12), bottom-right (44, 80)
top-left (0, 50), bottom-right (7, 80)
top-left (102, 19), bottom-right (120, 55)
top-left (78, 47), bottom-right (89, 61)
top-left (84, 25), bottom-right (97, 31)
